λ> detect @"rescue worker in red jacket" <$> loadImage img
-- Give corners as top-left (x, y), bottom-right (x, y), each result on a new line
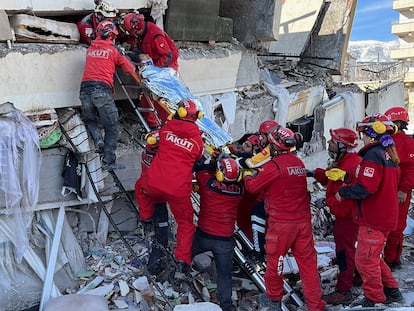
top-left (234, 120), bottom-right (279, 243)
top-left (192, 156), bottom-right (243, 311)
top-left (244, 127), bottom-right (326, 311)
top-left (384, 106), bottom-right (414, 270)
top-left (122, 12), bottom-right (179, 71)
top-left (80, 21), bottom-right (140, 171)
top-left (311, 128), bottom-right (361, 305)
top-left (335, 113), bottom-right (403, 307)
top-left (135, 99), bottom-right (204, 282)
top-left (120, 12), bottom-right (179, 129)
top-left (137, 130), bottom-right (170, 275)
top-left (77, 1), bottom-right (118, 45)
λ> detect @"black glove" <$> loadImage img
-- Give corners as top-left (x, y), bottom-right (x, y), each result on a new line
top-left (306, 169), bottom-right (315, 178)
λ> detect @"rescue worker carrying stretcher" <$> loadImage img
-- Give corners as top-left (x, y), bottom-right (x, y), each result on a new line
top-left (192, 156), bottom-right (244, 311)
top-left (135, 99), bottom-right (204, 286)
top-left (79, 20), bottom-right (140, 171)
top-left (244, 126), bottom-right (327, 311)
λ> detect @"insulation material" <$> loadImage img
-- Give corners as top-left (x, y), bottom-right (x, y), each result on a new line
top-left (9, 14), bottom-right (80, 44)
top-left (0, 107), bottom-right (41, 262)
top-left (260, 68), bottom-right (290, 126)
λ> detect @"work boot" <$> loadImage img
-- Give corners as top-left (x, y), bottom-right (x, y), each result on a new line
top-left (386, 261), bottom-right (402, 271)
top-left (350, 296), bottom-right (375, 308)
top-left (258, 293), bottom-right (282, 311)
top-left (322, 290), bottom-right (352, 305)
top-left (174, 260), bottom-right (191, 281)
top-left (95, 139), bottom-right (104, 153)
top-left (142, 220), bottom-right (155, 238)
top-left (384, 287), bottom-right (404, 304)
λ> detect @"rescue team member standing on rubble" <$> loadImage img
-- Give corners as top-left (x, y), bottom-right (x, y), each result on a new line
top-left (335, 113), bottom-right (404, 307)
top-left (79, 20), bottom-right (141, 171)
top-left (311, 128), bottom-right (361, 305)
top-left (233, 120), bottom-right (279, 244)
top-left (192, 156), bottom-right (243, 311)
top-left (244, 127), bottom-right (327, 311)
top-left (121, 12), bottom-right (180, 128)
top-left (77, 1), bottom-right (118, 45)
top-left (136, 130), bottom-right (170, 275)
top-left (384, 107), bottom-right (414, 271)
top-left (135, 99), bottom-right (203, 283)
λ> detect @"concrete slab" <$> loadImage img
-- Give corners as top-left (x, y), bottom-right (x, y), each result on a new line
top-left (267, 0), bottom-right (324, 56)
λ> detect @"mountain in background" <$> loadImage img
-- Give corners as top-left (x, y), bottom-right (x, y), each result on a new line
top-left (348, 40), bottom-right (399, 63)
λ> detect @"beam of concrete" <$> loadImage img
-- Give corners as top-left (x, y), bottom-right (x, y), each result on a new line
top-left (0, 43), bottom-right (259, 111)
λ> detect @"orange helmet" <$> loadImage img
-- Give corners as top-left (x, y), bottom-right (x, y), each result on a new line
top-left (216, 157), bottom-right (240, 182)
top-left (385, 107), bottom-right (409, 123)
top-left (259, 120), bottom-right (280, 135)
top-left (176, 99), bottom-right (203, 122)
top-left (268, 127), bottom-right (297, 150)
top-left (123, 13), bottom-right (145, 36)
top-left (329, 128), bottom-right (358, 148)
top-left (96, 20), bottom-right (118, 40)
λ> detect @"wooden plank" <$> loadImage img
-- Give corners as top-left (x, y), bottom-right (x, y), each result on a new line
top-left (0, 10), bottom-right (13, 41)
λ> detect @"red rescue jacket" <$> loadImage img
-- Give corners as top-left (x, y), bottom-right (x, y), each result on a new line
top-left (314, 152), bottom-right (361, 219)
top-left (196, 170), bottom-right (243, 237)
top-left (339, 142), bottom-right (400, 232)
top-left (131, 22), bottom-right (179, 71)
top-left (81, 37), bottom-right (136, 88)
top-left (77, 13), bottom-right (99, 45)
top-left (145, 119), bottom-right (203, 197)
top-left (392, 131), bottom-right (414, 193)
top-left (244, 152), bottom-right (311, 223)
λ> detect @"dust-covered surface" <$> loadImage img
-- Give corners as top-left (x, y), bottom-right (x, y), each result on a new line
top-left (0, 42), bottom-right (85, 57)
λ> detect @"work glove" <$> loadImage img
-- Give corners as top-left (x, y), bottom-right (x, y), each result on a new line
top-left (242, 169), bottom-right (255, 179)
top-left (306, 169), bottom-right (315, 178)
top-left (325, 168), bottom-right (347, 181)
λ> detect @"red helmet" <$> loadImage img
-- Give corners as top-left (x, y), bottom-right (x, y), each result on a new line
top-left (385, 107), bottom-right (409, 123)
top-left (176, 99), bottom-right (203, 122)
top-left (268, 127), bottom-right (297, 150)
top-left (329, 128), bottom-right (358, 148)
top-left (123, 13), bottom-right (145, 35)
top-left (216, 157), bottom-right (240, 182)
top-left (96, 20), bottom-right (118, 39)
top-left (259, 120), bottom-right (280, 135)
top-left (356, 113), bottom-right (396, 139)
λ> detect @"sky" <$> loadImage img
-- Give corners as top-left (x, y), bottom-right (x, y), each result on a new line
top-left (350, 0), bottom-right (400, 42)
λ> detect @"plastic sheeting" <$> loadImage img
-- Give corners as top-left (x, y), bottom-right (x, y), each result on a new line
top-left (337, 91), bottom-right (358, 129)
top-left (260, 68), bottom-right (290, 127)
top-left (0, 108), bottom-right (41, 262)
top-left (140, 65), bottom-right (232, 147)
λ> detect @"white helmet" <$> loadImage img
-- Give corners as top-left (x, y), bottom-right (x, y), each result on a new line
top-left (94, 1), bottom-right (118, 18)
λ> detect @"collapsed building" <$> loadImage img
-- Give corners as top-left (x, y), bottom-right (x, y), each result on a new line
top-left (0, 0), bottom-right (409, 310)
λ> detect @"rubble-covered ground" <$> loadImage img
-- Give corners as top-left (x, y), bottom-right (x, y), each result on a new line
top-left (59, 149), bottom-right (414, 311)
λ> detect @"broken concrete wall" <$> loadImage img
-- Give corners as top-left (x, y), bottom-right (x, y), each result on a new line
top-left (265, 0), bottom-right (324, 56)
top-left (1, 1), bottom-right (148, 13)
top-left (219, 0), bottom-right (281, 47)
top-left (301, 0), bottom-right (357, 74)
top-left (366, 81), bottom-right (405, 115)
top-left (0, 42), bottom-right (259, 111)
